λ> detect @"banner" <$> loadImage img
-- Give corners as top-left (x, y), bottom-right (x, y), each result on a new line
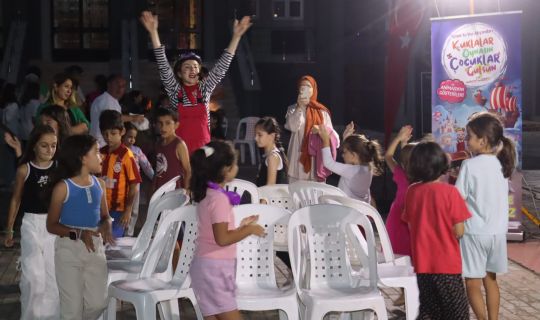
top-left (431, 12), bottom-right (522, 226)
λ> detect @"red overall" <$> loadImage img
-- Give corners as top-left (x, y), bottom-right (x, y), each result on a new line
top-left (176, 84), bottom-right (211, 154)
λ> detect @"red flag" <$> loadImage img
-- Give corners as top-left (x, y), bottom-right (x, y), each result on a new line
top-left (383, 0), bottom-right (425, 146)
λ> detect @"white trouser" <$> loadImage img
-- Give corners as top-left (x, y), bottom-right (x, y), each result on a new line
top-left (20, 213), bottom-right (60, 320)
top-left (55, 235), bottom-right (108, 320)
top-left (126, 188), bottom-right (140, 236)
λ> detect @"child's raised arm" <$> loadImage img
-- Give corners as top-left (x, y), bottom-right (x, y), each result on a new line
top-left (176, 140), bottom-right (191, 190)
top-left (212, 216), bottom-right (266, 247)
top-left (4, 164), bottom-right (28, 247)
top-left (385, 125), bottom-right (413, 172)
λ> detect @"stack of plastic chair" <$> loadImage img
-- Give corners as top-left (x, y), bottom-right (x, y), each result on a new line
top-left (106, 189), bottom-right (188, 261)
top-left (113, 175), bottom-right (181, 249)
top-left (257, 184), bottom-right (292, 252)
top-left (234, 204), bottom-right (298, 320)
top-left (224, 178), bottom-right (260, 203)
top-left (105, 207), bottom-right (182, 299)
top-left (288, 204), bottom-right (388, 320)
top-left (288, 180), bottom-right (347, 209)
top-left (320, 195), bottom-right (418, 319)
top-left (106, 205), bottom-right (202, 320)
top-left (233, 116), bottom-right (260, 165)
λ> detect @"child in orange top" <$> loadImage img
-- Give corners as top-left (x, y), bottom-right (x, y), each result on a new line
top-left (99, 110), bottom-right (141, 237)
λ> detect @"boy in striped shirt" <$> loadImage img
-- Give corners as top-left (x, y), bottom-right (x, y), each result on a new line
top-left (99, 110), bottom-right (142, 238)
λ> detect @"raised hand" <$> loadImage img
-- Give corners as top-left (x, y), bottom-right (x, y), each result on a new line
top-left (397, 125), bottom-right (413, 144)
top-left (233, 16), bottom-right (253, 38)
top-left (4, 132), bottom-right (22, 158)
top-left (140, 11), bottom-right (159, 33)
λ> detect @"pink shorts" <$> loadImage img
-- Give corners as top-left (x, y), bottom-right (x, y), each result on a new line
top-left (190, 257), bottom-right (237, 316)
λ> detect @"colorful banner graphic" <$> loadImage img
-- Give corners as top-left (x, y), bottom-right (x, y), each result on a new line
top-left (431, 12), bottom-right (522, 225)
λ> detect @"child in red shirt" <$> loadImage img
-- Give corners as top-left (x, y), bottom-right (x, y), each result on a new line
top-left (402, 141), bottom-right (471, 320)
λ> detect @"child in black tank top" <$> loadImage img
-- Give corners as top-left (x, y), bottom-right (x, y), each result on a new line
top-left (3, 125), bottom-right (60, 319)
top-left (254, 117), bottom-right (289, 187)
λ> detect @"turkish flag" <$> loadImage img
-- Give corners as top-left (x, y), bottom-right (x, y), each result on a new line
top-left (383, 0), bottom-right (425, 146)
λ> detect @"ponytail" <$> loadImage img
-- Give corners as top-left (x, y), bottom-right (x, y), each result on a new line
top-left (343, 134), bottom-right (384, 176)
top-left (365, 139), bottom-right (384, 176)
top-left (498, 136), bottom-right (516, 178)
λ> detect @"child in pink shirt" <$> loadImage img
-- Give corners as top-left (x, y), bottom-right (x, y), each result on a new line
top-left (189, 141), bottom-right (265, 319)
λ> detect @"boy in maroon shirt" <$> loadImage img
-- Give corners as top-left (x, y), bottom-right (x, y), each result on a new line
top-left (153, 107), bottom-right (191, 191)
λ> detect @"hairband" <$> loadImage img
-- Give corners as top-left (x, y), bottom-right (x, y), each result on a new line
top-left (202, 146), bottom-right (214, 158)
top-left (178, 52), bottom-right (202, 62)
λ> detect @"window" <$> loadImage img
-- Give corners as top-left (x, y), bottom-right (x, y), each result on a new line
top-left (51, 0), bottom-right (109, 61)
top-left (272, 0), bottom-right (303, 19)
top-left (177, 0), bottom-right (202, 51)
top-left (148, 0), bottom-right (202, 56)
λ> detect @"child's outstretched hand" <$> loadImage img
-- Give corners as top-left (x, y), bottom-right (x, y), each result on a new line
top-left (317, 125), bottom-right (331, 147)
top-left (4, 132), bottom-right (22, 158)
top-left (249, 223), bottom-right (266, 237)
top-left (397, 125), bottom-right (413, 146)
top-left (240, 215), bottom-right (259, 227)
top-left (343, 121), bottom-right (355, 139)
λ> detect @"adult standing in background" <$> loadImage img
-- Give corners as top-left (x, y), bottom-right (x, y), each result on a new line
top-left (90, 74), bottom-right (144, 147)
top-left (285, 75), bottom-right (337, 182)
top-left (36, 73), bottom-right (90, 135)
top-left (139, 10), bottom-right (252, 154)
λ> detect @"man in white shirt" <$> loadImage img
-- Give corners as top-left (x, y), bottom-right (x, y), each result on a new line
top-left (90, 75), bottom-right (144, 147)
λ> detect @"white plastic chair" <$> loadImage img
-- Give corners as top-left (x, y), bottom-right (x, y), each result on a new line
top-left (225, 178), bottom-right (260, 203)
top-left (149, 175), bottom-right (181, 207)
top-left (233, 204), bottom-right (298, 320)
top-left (319, 195), bottom-right (418, 320)
top-left (287, 204), bottom-right (388, 319)
top-left (258, 184), bottom-right (293, 210)
top-left (288, 180), bottom-right (347, 209)
top-left (258, 184), bottom-right (293, 252)
top-left (106, 205), bottom-right (202, 320)
top-left (114, 176), bottom-right (181, 248)
top-left (106, 189), bottom-right (188, 261)
top-left (319, 195), bottom-right (411, 266)
top-left (233, 116), bottom-right (260, 165)
top-left (105, 208), bottom-right (181, 298)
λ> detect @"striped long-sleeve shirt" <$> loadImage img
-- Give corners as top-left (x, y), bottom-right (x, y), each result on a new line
top-left (153, 46), bottom-right (234, 128)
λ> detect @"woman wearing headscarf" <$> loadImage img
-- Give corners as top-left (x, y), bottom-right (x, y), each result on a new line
top-left (285, 75), bottom-right (338, 182)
